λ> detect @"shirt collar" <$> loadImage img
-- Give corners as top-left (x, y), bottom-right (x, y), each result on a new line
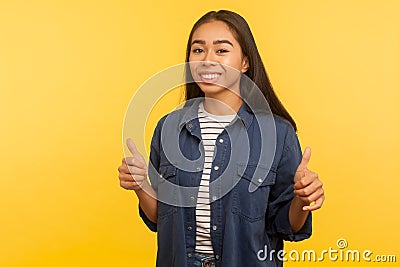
top-left (178, 98), bottom-right (254, 130)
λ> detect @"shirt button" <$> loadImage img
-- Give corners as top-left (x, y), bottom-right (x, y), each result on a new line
top-left (212, 225), bottom-right (217, 231)
top-left (215, 255), bottom-right (220, 260)
top-left (212, 195), bottom-right (217, 201)
top-left (196, 166), bottom-right (201, 171)
top-left (258, 178), bottom-right (263, 183)
top-left (187, 226), bottom-right (192, 231)
top-left (188, 253), bottom-right (192, 257)
top-left (218, 138), bottom-right (224, 143)
top-left (214, 165), bottom-right (219, 171)
top-left (188, 123), bottom-right (193, 129)
top-left (190, 196), bottom-right (195, 201)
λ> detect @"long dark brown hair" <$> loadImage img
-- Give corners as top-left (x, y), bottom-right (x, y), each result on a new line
top-left (184, 10), bottom-right (297, 131)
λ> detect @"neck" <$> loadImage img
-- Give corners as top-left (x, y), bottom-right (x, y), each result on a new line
top-left (203, 90), bottom-right (242, 116)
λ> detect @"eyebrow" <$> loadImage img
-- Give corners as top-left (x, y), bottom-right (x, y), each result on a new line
top-left (191, 39), bottom-right (234, 47)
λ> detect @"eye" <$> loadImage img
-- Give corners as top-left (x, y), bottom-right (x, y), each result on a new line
top-left (216, 49), bottom-right (229, 54)
top-left (192, 48), bottom-right (203, 53)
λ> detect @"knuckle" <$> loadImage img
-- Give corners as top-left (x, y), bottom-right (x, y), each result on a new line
top-left (118, 175), bottom-right (127, 182)
top-left (126, 158), bottom-right (133, 165)
top-left (123, 174), bottom-right (133, 181)
top-left (137, 161), bottom-right (145, 168)
top-left (134, 175), bottom-right (143, 183)
top-left (302, 188), bottom-right (309, 196)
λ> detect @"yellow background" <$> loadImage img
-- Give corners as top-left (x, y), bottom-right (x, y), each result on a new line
top-left (1, 0), bottom-right (399, 266)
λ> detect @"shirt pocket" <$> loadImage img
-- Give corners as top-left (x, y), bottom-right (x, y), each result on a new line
top-left (157, 164), bottom-right (178, 219)
top-left (232, 163), bottom-right (276, 222)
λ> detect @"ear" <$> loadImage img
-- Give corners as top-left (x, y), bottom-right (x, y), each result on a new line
top-left (241, 56), bottom-right (249, 73)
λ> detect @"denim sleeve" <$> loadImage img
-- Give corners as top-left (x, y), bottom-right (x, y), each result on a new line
top-left (138, 203), bottom-right (157, 232)
top-left (137, 118), bottom-right (164, 232)
top-left (266, 123), bottom-right (312, 241)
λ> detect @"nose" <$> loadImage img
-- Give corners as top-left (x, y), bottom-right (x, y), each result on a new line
top-left (202, 51), bottom-right (217, 67)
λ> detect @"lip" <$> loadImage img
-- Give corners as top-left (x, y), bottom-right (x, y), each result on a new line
top-left (197, 71), bottom-right (222, 84)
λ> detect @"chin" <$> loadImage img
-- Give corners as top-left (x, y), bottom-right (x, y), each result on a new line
top-left (197, 83), bottom-right (227, 96)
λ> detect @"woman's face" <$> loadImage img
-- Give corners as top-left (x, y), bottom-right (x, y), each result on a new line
top-left (189, 20), bottom-right (249, 97)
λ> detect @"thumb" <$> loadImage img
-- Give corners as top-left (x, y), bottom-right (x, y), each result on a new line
top-left (297, 146), bottom-right (311, 172)
top-left (126, 138), bottom-right (141, 158)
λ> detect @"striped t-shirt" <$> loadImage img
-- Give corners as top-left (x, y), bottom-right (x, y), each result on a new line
top-left (195, 102), bottom-right (236, 256)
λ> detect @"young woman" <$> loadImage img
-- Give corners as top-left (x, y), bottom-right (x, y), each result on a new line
top-left (118, 10), bottom-right (324, 267)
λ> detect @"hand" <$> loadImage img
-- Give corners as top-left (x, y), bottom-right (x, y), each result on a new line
top-left (294, 147), bottom-right (325, 211)
top-left (118, 138), bottom-right (148, 191)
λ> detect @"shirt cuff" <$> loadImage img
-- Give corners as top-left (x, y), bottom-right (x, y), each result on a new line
top-left (138, 203), bottom-right (157, 232)
top-left (274, 201), bottom-right (312, 241)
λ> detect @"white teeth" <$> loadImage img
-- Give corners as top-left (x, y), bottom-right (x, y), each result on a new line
top-left (201, 73), bottom-right (220, 79)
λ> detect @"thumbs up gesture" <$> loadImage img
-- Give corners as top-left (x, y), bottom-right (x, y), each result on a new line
top-left (118, 138), bottom-right (149, 191)
top-left (293, 147), bottom-right (325, 211)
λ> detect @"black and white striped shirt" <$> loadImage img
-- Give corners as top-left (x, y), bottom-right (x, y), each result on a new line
top-left (195, 102), bottom-right (236, 256)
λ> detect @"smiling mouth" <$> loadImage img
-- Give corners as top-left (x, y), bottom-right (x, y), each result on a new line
top-left (198, 72), bottom-right (221, 83)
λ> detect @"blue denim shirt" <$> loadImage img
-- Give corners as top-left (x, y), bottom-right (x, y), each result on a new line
top-left (138, 99), bottom-right (312, 267)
